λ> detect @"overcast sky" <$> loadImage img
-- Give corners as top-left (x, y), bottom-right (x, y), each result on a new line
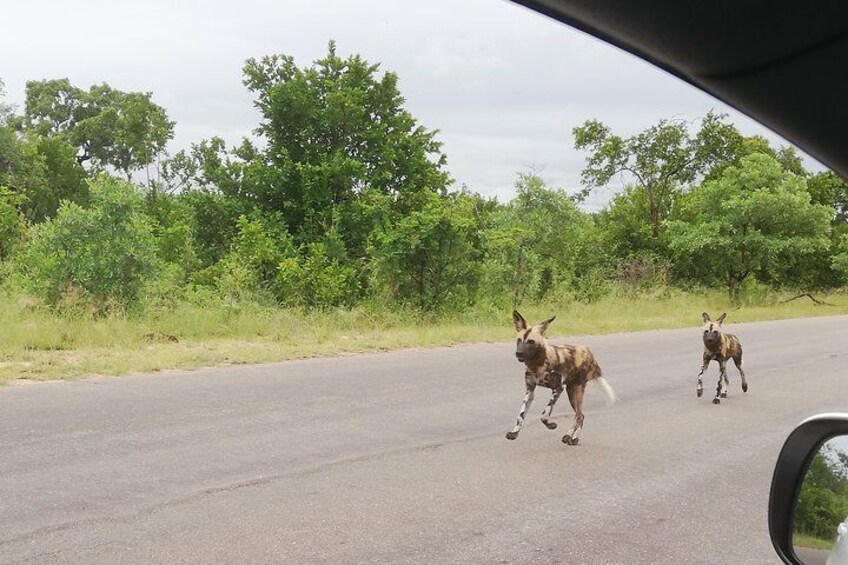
top-left (0, 0), bottom-right (822, 209)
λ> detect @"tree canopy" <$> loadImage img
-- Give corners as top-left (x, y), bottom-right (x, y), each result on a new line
top-left (666, 154), bottom-right (832, 297)
top-left (0, 44), bottom-right (846, 315)
top-left (21, 79), bottom-right (174, 178)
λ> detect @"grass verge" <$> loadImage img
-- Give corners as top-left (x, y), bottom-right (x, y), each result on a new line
top-left (1, 288), bottom-right (846, 385)
top-left (793, 532), bottom-right (834, 551)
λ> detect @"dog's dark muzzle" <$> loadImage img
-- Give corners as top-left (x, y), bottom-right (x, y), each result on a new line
top-left (515, 353), bottom-right (525, 363)
top-left (704, 335), bottom-right (720, 347)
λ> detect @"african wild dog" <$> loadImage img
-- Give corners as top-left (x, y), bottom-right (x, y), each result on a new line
top-left (507, 310), bottom-right (615, 445)
top-left (697, 312), bottom-right (748, 404)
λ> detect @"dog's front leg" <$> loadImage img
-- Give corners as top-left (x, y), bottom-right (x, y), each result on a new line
top-left (506, 381), bottom-right (536, 440)
top-left (540, 387), bottom-right (563, 429)
top-left (696, 352), bottom-right (710, 397)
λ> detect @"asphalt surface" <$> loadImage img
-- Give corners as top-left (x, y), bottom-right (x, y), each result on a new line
top-left (1, 315), bottom-right (847, 564)
top-left (794, 546), bottom-right (829, 565)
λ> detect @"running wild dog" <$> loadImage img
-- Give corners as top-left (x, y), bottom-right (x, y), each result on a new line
top-left (697, 312), bottom-right (748, 404)
top-left (507, 310), bottom-right (615, 445)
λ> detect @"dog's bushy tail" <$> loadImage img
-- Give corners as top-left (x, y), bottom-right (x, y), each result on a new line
top-left (594, 377), bottom-right (616, 407)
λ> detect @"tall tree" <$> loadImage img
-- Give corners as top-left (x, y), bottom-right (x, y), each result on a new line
top-left (666, 153), bottom-right (831, 298)
top-left (240, 41), bottom-right (450, 250)
top-left (574, 112), bottom-right (743, 237)
top-left (21, 79), bottom-right (174, 180)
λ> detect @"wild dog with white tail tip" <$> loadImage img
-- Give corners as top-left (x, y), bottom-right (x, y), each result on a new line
top-left (697, 312), bottom-right (748, 404)
top-left (507, 310), bottom-right (615, 445)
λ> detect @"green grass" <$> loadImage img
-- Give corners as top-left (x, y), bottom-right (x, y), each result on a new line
top-left (793, 532), bottom-right (834, 551)
top-left (1, 287), bottom-right (847, 385)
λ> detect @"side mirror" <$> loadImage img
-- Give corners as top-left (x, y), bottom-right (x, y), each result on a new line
top-left (769, 414), bottom-right (848, 565)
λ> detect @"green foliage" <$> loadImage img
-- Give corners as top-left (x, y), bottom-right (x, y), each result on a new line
top-left (371, 191), bottom-right (480, 311)
top-left (808, 171), bottom-right (848, 225)
top-left (0, 187), bottom-right (25, 262)
top-left (241, 41), bottom-right (449, 253)
top-left (3, 61), bottom-right (848, 319)
top-left (794, 446), bottom-right (848, 542)
top-left (480, 173), bottom-right (602, 304)
top-left (831, 234), bottom-right (848, 283)
top-left (196, 211), bottom-right (294, 302)
top-left (12, 176), bottom-right (159, 313)
top-left (22, 79), bottom-right (174, 178)
top-left (275, 236), bottom-right (360, 308)
top-left (704, 134), bottom-right (808, 181)
top-left (573, 112), bottom-right (741, 236)
top-left (144, 193), bottom-right (201, 278)
top-left (0, 125), bottom-right (89, 222)
top-left (598, 185), bottom-right (667, 260)
top-left (179, 190), bottom-right (248, 268)
top-left (666, 154), bottom-right (832, 298)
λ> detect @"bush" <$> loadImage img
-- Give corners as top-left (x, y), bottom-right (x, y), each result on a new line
top-left (274, 239), bottom-right (360, 308)
top-left (370, 191), bottom-right (481, 311)
top-left (0, 187), bottom-right (25, 263)
top-left (11, 175), bottom-right (159, 314)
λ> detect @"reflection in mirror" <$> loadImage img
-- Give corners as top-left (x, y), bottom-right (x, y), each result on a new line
top-left (793, 436), bottom-right (848, 565)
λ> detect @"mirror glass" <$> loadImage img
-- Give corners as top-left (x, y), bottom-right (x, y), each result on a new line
top-left (793, 436), bottom-right (848, 565)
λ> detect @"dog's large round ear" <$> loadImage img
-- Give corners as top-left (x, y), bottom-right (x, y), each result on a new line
top-left (538, 315), bottom-right (556, 334)
top-left (702, 312), bottom-right (711, 323)
top-left (512, 310), bottom-right (528, 331)
top-left (717, 313), bottom-right (727, 325)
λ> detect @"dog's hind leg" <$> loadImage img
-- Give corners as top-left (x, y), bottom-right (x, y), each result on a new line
top-left (734, 353), bottom-right (748, 393)
top-left (713, 360), bottom-right (728, 404)
top-left (562, 382), bottom-right (585, 446)
top-left (506, 382), bottom-right (536, 440)
top-left (540, 387), bottom-right (563, 430)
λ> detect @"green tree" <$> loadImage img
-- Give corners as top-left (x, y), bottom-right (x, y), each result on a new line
top-left (794, 447), bottom-right (848, 541)
top-left (274, 232), bottom-right (360, 308)
top-left (0, 130), bottom-right (89, 222)
top-left (0, 80), bottom-right (90, 221)
top-left (573, 112), bottom-right (741, 237)
top-left (0, 187), bottom-right (25, 262)
top-left (177, 190), bottom-right (249, 269)
top-left (22, 79), bottom-right (174, 180)
top-left (666, 153), bottom-right (831, 298)
top-left (703, 133), bottom-right (807, 180)
top-left (240, 41), bottom-right (450, 252)
top-left (831, 234), bottom-right (848, 284)
top-left (370, 191), bottom-right (480, 311)
top-left (808, 171), bottom-right (848, 225)
top-left (205, 212), bottom-right (296, 303)
top-left (481, 174), bottom-right (594, 304)
top-left (597, 185), bottom-right (666, 260)
top-left (144, 192), bottom-right (201, 278)
top-left (12, 175), bottom-right (159, 313)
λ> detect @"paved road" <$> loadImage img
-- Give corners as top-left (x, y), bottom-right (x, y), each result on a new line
top-left (794, 546), bottom-right (830, 565)
top-left (1, 315), bottom-right (847, 564)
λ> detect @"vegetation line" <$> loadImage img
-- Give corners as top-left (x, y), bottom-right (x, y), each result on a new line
top-left (1, 42), bottom-right (847, 384)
